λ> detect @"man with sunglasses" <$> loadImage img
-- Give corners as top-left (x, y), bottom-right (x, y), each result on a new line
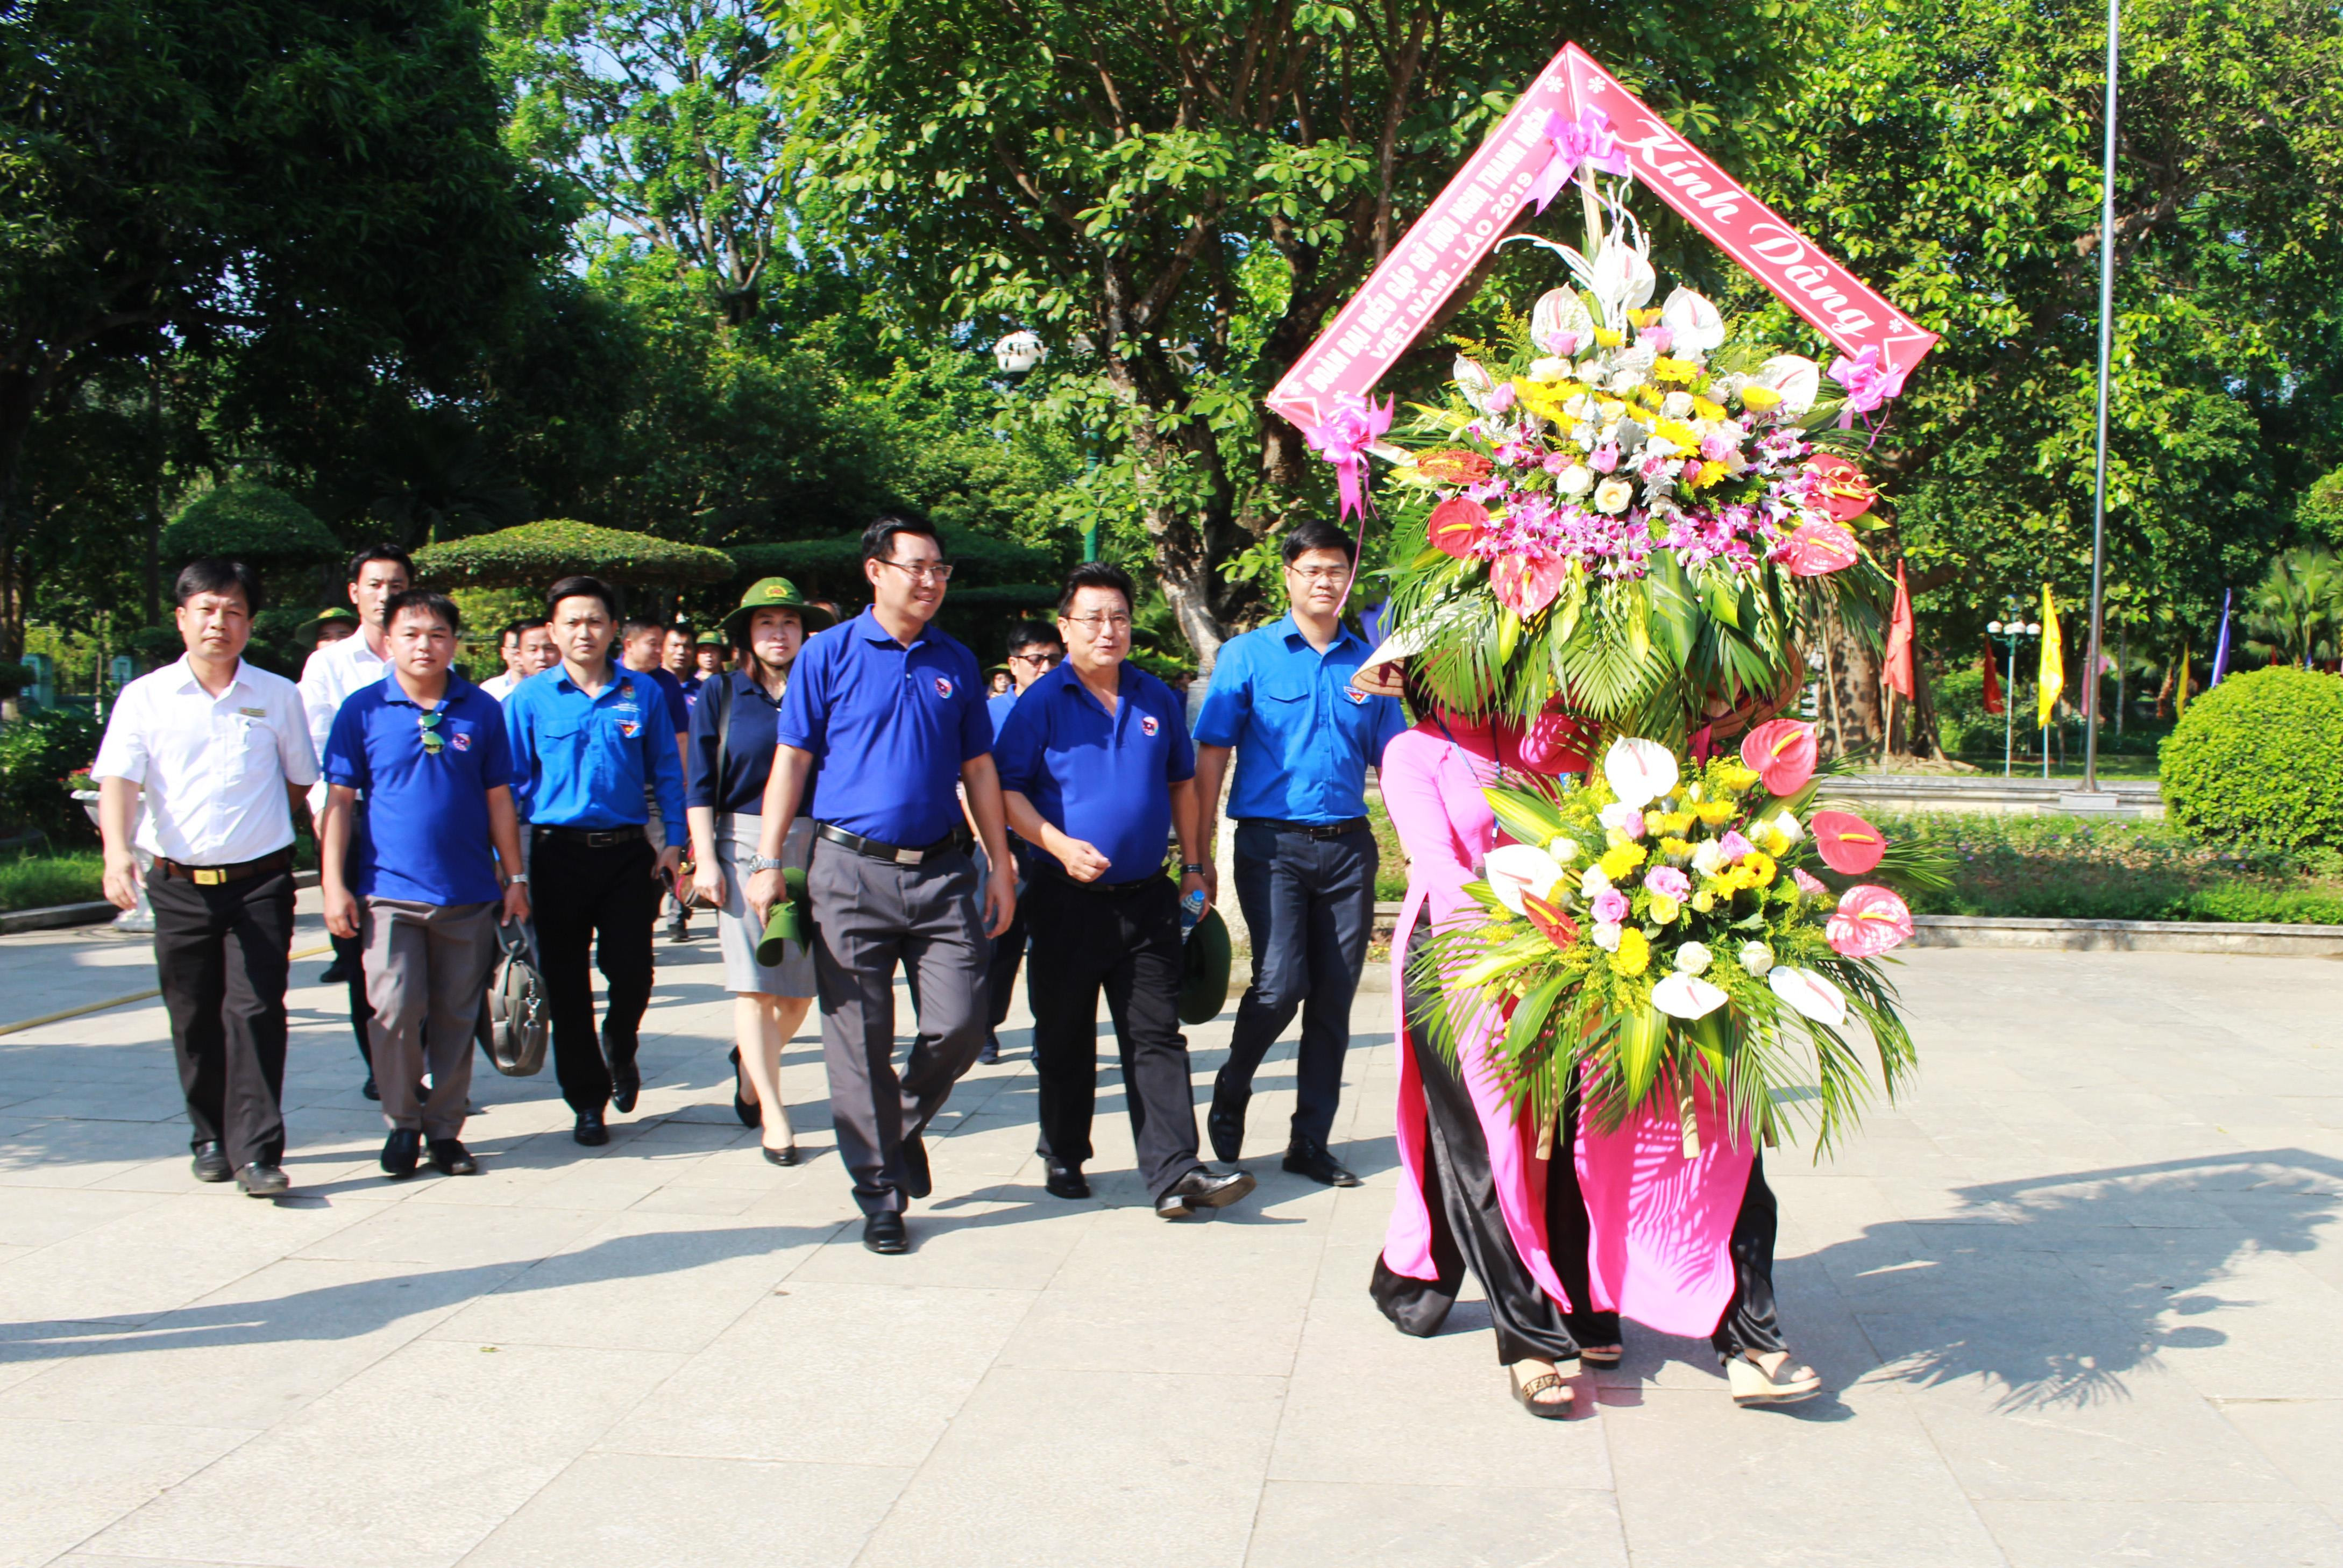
top-left (745, 512), bottom-right (1017, 1256)
top-left (974, 621), bottom-right (1064, 1063)
top-left (320, 590), bottom-right (529, 1180)
top-left (1192, 518), bottom-right (1406, 1187)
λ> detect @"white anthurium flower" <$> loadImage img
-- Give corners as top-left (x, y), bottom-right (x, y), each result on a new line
top-left (1580, 864), bottom-right (1613, 899)
top-left (1594, 478), bottom-right (1635, 515)
top-left (1557, 464), bottom-right (1595, 497)
top-left (1770, 965), bottom-right (1849, 1026)
top-left (1674, 940), bottom-right (1713, 975)
top-left (1546, 836), bottom-right (1581, 864)
top-left (1755, 354), bottom-right (1821, 416)
top-left (1652, 971), bottom-right (1730, 1021)
top-left (1662, 390), bottom-right (1696, 419)
top-left (1532, 287), bottom-right (1596, 351)
top-left (1603, 737), bottom-right (1680, 809)
top-left (1589, 238), bottom-right (1657, 320)
top-left (1598, 800), bottom-right (1645, 837)
top-left (1527, 356), bottom-right (1571, 382)
top-left (1454, 355), bottom-right (1496, 414)
top-left (1592, 922), bottom-right (1624, 952)
top-left (1484, 843), bottom-right (1567, 915)
top-left (1738, 941), bottom-right (1775, 977)
top-left (1691, 840), bottom-right (1726, 875)
top-left (1659, 286), bottom-right (1728, 354)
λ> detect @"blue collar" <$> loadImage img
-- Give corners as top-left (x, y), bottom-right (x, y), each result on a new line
top-left (853, 607), bottom-right (936, 648)
top-left (376, 669), bottom-right (472, 709)
top-left (1273, 612), bottom-right (1362, 655)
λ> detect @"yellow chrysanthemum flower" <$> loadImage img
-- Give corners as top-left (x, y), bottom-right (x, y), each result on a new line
top-left (1629, 307), bottom-right (1664, 328)
top-left (1743, 851), bottom-right (1778, 888)
top-left (1757, 824), bottom-right (1792, 857)
top-left (1651, 356), bottom-right (1698, 384)
top-left (1711, 762), bottom-right (1759, 794)
top-left (1694, 799), bottom-right (1737, 827)
top-left (1692, 396), bottom-right (1729, 422)
top-left (1652, 418), bottom-right (1701, 450)
top-left (1595, 328), bottom-right (1625, 348)
top-left (1613, 928), bottom-right (1651, 975)
top-left (1598, 843), bottom-right (1648, 881)
top-left (1740, 384), bottom-right (1783, 410)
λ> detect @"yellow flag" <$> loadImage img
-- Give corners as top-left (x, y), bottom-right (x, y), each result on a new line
top-left (2036, 585), bottom-right (2063, 729)
top-left (2176, 644), bottom-right (2191, 718)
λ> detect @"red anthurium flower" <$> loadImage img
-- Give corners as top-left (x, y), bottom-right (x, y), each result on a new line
top-left (1804, 453), bottom-right (1878, 522)
top-left (1490, 552), bottom-right (1568, 615)
top-left (1827, 883), bottom-right (1913, 958)
top-left (1774, 521), bottom-right (1861, 576)
top-left (1521, 892), bottom-right (1580, 951)
top-left (1811, 810), bottom-right (1888, 874)
top-left (1427, 497), bottom-right (1492, 559)
top-left (1739, 718), bottom-right (1817, 795)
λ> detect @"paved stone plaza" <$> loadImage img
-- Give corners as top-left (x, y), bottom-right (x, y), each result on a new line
top-left (3, 898), bottom-right (2340, 1567)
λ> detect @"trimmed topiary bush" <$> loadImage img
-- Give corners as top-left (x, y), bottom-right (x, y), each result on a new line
top-left (413, 521), bottom-right (735, 590)
top-left (2161, 667), bottom-right (2343, 853)
top-left (162, 482), bottom-right (342, 567)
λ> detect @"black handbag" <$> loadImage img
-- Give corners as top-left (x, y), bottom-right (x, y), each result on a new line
top-left (474, 919), bottom-right (549, 1077)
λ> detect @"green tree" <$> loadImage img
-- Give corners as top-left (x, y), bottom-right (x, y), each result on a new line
top-left (2242, 547), bottom-right (2343, 667)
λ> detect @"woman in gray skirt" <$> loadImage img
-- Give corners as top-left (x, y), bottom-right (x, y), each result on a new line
top-left (686, 578), bottom-right (835, 1164)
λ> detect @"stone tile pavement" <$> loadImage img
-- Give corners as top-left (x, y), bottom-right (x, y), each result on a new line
top-left (2, 895), bottom-right (2341, 1566)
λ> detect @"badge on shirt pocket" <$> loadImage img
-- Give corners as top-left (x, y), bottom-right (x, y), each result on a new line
top-left (1140, 714), bottom-right (1160, 736)
top-left (450, 731), bottom-right (473, 752)
top-left (1343, 686), bottom-right (1368, 705)
top-left (933, 675), bottom-right (954, 699)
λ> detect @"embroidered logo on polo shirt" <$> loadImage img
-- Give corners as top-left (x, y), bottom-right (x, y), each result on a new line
top-left (617, 719), bottom-right (640, 737)
top-left (450, 732), bottom-right (472, 751)
top-left (1140, 714), bottom-right (1160, 736)
top-left (1343, 686), bottom-right (1369, 705)
top-left (933, 676), bottom-right (954, 699)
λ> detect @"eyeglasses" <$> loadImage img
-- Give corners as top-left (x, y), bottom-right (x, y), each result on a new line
top-left (1064, 613), bottom-right (1133, 634)
top-left (876, 558), bottom-right (954, 583)
top-left (1286, 565), bottom-right (1352, 586)
top-left (417, 710), bottom-right (444, 756)
top-left (1009, 651), bottom-right (1063, 667)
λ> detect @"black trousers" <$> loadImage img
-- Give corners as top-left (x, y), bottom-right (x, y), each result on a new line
top-left (330, 930), bottom-right (373, 1072)
top-left (150, 867), bottom-right (296, 1171)
top-left (982, 842), bottom-right (1031, 1041)
top-left (1713, 1152), bottom-right (1787, 1361)
top-left (1373, 922), bottom-right (1580, 1366)
top-left (531, 833), bottom-right (659, 1113)
top-left (1025, 872), bottom-right (1203, 1198)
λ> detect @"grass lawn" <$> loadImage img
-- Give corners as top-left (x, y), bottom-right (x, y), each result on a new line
top-left (0, 849), bottom-right (104, 913)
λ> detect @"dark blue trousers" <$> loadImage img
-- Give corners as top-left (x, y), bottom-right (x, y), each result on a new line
top-left (1215, 821), bottom-right (1377, 1149)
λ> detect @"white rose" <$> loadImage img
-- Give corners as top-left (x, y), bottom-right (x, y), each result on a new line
top-left (1662, 390), bottom-right (1695, 419)
top-left (1675, 940), bottom-right (1713, 975)
top-left (1599, 801), bottom-right (1645, 837)
top-left (1608, 367), bottom-right (1645, 395)
top-left (1594, 478), bottom-right (1635, 515)
top-left (1771, 809), bottom-right (1804, 843)
top-left (1592, 922), bottom-right (1623, 951)
top-left (1739, 941), bottom-right (1775, 977)
top-left (1580, 865), bottom-right (1612, 899)
top-left (1547, 836), bottom-right (1581, 864)
top-left (1557, 464), bottom-right (1594, 497)
top-left (1692, 840), bottom-right (1726, 875)
top-left (1528, 356), bottom-right (1570, 382)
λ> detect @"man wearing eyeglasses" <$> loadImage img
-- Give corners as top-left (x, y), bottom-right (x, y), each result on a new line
top-left (996, 563), bottom-right (1254, 1218)
top-left (975, 621), bottom-right (1064, 1063)
top-left (745, 512), bottom-right (1017, 1256)
top-left (320, 590), bottom-right (529, 1180)
top-left (1192, 518), bottom-right (1406, 1187)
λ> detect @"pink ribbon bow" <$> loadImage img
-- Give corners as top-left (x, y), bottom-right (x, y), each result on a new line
top-left (1826, 345), bottom-right (1909, 430)
top-left (1305, 393), bottom-right (1394, 523)
top-left (1526, 108), bottom-right (1632, 214)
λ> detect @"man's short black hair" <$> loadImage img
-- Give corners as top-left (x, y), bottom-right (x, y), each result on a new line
top-left (545, 575), bottom-right (623, 623)
top-left (174, 558), bottom-right (262, 614)
top-left (620, 617), bottom-right (665, 643)
top-left (1056, 561), bottom-right (1136, 616)
top-left (385, 589), bottom-right (461, 635)
top-left (346, 543), bottom-right (416, 583)
top-left (861, 510), bottom-right (943, 564)
top-left (498, 619), bottom-right (535, 646)
top-left (1281, 518), bottom-right (1357, 566)
top-left (1005, 619), bottom-right (1063, 655)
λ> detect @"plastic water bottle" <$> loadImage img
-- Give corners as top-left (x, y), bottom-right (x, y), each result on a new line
top-left (1180, 887), bottom-right (1207, 931)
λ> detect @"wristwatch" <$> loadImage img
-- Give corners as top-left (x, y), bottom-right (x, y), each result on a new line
top-left (1181, 862), bottom-right (1206, 875)
top-left (507, 872), bottom-right (529, 885)
top-left (743, 854), bottom-right (786, 873)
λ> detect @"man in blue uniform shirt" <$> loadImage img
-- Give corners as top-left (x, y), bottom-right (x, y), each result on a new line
top-left (1193, 519), bottom-right (1405, 1187)
top-left (504, 576), bottom-right (687, 1145)
top-left (975, 619), bottom-right (1063, 1064)
top-left (745, 512), bottom-right (1017, 1255)
top-left (996, 564), bottom-right (1254, 1219)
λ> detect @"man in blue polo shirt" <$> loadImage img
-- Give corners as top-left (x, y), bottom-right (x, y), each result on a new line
top-left (974, 619), bottom-right (1063, 1065)
top-left (321, 590), bottom-right (529, 1180)
top-left (505, 576), bottom-right (687, 1146)
top-left (744, 511), bottom-right (1016, 1256)
top-left (996, 563), bottom-right (1254, 1220)
top-left (1193, 518), bottom-right (1406, 1187)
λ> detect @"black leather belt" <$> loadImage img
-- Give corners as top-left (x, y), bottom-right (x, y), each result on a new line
top-left (816, 822), bottom-right (970, 866)
top-left (157, 849), bottom-right (294, 886)
top-left (1240, 817), bottom-right (1369, 840)
top-left (532, 824), bottom-right (645, 849)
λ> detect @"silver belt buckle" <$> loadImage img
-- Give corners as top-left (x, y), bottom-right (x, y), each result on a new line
top-left (897, 846), bottom-right (925, 865)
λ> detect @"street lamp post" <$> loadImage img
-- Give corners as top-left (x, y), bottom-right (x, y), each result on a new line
top-left (1986, 608), bottom-right (2042, 780)
top-left (2081, 0), bottom-right (2122, 795)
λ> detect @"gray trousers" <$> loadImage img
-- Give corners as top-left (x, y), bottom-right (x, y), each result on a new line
top-left (807, 836), bottom-right (989, 1215)
top-left (363, 898), bottom-right (500, 1138)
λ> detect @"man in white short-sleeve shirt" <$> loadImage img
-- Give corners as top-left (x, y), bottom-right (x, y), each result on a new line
top-left (96, 558), bottom-right (320, 1198)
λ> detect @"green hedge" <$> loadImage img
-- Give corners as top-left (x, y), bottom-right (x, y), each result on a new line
top-left (413, 521), bottom-right (735, 590)
top-left (2161, 667), bottom-right (2343, 853)
top-left (162, 482), bottom-right (342, 567)
top-left (0, 708), bottom-right (104, 844)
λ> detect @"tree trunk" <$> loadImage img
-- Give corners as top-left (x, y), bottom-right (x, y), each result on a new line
top-left (1818, 600), bottom-right (1885, 758)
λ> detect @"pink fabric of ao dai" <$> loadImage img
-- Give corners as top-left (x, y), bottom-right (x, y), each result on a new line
top-left (1376, 720), bottom-right (1754, 1337)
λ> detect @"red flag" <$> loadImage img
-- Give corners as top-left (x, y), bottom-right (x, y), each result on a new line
top-left (1980, 635), bottom-right (2004, 715)
top-left (1883, 560), bottom-right (1916, 699)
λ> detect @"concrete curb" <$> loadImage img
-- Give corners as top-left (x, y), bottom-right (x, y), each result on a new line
top-left (1365, 901), bottom-right (2343, 958)
top-left (0, 869), bottom-right (321, 937)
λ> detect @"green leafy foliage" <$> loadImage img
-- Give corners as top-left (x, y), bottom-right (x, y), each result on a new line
top-left (160, 483), bottom-right (341, 568)
top-left (411, 521), bottom-right (736, 590)
top-left (0, 708), bottom-right (104, 843)
top-left (0, 849), bottom-right (104, 914)
top-left (2161, 669), bottom-right (2343, 854)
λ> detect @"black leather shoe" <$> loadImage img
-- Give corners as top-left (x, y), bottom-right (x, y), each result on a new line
top-left (319, 956), bottom-right (351, 986)
top-left (236, 1162), bottom-right (290, 1198)
top-left (609, 1058), bottom-right (641, 1115)
top-left (1206, 1095), bottom-right (1246, 1164)
top-left (902, 1134), bottom-right (932, 1200)
top-left (1043, 1160), bottom-right (1090, 1200)
top-left (976, 1038), bottom-right (1001, 1065)
top-left (728, 1045), bottom-right (759, 1127)
top-left (1283, 1139), bottom-right (1361, 1187)
top-left (1156, 1165), bottom-right (1256, 1218)
top-left (361, 1075), bottom-right (380, 1102)
top-left (574, 1110), bottom-right (610, 1147)
top-left (190, 1141), bottom-right (231, 1183)
top-left (380, 1128), bottom-right (422, 1179)
top-left (429, 1137), bottom-right (478, 1176)
top-left (863, 1211), bottom-right (908, 1254)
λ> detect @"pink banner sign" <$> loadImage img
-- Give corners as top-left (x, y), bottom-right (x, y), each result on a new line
top-left (1265, 44), bottom-right (1938, 434)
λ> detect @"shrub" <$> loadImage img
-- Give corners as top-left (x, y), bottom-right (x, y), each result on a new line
top-left (162, 482), bottom-right (342, 567)
top-left (412, 520), bottom-right (735, 590)
top-left (2161, 667), bottom-right (2343, 853)
top-left (0, 708), bottom-right (105, 844)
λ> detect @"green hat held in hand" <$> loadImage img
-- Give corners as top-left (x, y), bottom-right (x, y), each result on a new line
top-left (756, 866), bottom-right (812, 969)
